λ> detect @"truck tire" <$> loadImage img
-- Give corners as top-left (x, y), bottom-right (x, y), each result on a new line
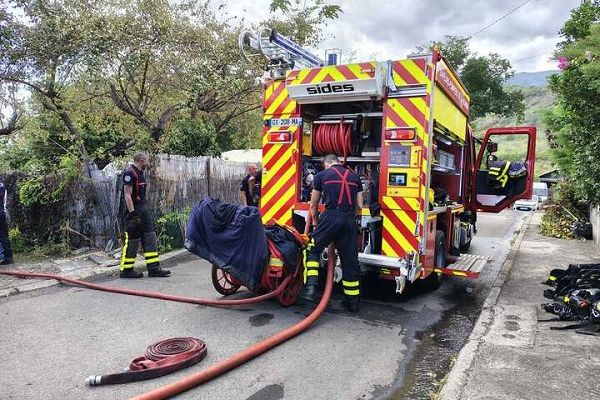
top-left (459, 228), bottom-right (472, 252)
top-left (422, 230), bottom-right (445, 290)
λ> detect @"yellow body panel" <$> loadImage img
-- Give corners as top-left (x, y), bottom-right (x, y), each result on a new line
top-left (433, 87), bottom-right (467, 141)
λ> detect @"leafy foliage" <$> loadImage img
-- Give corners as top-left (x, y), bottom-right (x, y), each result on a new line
top-left (155, 209), bottom-right (189, 253)
top-left (540, 183), bottom-right (588, 239)
top-left (163, 119), bottom-right (220, 157)
top-left (416, 36), bottom-right (525, 120)
top-left (266, 0), bottom-right (342, 46)
top-left (8, 227), bottom-right (27, 254)
top-left (18, 176), bottom-right (57, 207)
top-left (543, 2), bottom-right (600, 204)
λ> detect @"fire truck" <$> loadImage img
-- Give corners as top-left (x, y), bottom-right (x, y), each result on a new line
top-left (240, 30), bottom-right (536, 294)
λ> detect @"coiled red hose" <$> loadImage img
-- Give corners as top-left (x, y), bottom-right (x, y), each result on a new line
top-left (86, 337), bottom-right (208, 386)
top-left (313, 122), bottom-right (352, 160)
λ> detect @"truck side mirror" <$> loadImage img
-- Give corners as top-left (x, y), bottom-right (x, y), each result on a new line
top-left (486, 142), bottom-right (498, 153)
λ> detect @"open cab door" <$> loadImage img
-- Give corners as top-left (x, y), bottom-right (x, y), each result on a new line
top-left (474, 127), bottom-right (536, 213)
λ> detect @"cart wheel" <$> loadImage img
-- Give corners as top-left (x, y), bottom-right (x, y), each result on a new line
top-left (211, 265), bottom-right (241, 296)
top-left (276, 266), bottom-right (304, 306)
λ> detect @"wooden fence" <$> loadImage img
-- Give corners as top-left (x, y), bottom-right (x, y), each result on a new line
top-left (1, 154), bottom-right (249, 250)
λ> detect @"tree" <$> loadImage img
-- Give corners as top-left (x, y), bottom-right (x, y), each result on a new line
top-left (544, 2), bottom-right (600, 204)
top-left (462, 54), bottom-right (525, 119)
top-left (0, 82), bottom-right (23, 136)
top-left (416, 35), bottom-right (470, 72)
top-left (0, 0), bottom-right (114, 160)
top-left (416, 36), bottom-right (525, 120)
top-left (93, 0), bottom-right (262, 147)
top-left (559, 0), bottom-right (600, 46)
top-left (265, 0), bottom-right (342, 46)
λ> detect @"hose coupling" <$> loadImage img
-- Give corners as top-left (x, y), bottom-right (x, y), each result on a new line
top-left (86, 375), bottom-right (102, 386)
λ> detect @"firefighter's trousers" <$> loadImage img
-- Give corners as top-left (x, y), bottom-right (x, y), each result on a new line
top-left (0, 211), bottom-right (12, 262)
top-left (305, 209), bottom-right (360, 300)
top-left (120, 204), bottom-right (160, 272)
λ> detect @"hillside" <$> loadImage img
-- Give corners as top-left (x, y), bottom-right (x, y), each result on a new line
top-left (471, 85), bottom-right (556, 177)
top-left (506, 70), bottom-right (559, 87)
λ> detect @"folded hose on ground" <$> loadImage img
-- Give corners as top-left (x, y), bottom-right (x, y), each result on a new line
top-left (86, 337), bottom-right (207, 386)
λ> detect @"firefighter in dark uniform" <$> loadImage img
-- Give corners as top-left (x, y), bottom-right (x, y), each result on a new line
top-left (240, 163), bottom-right (260, 207)
top-left (0, 178), bottom-right (13, 265)
top-left (303, 154), bottom-right (364, 312)
top-left (120, 152), bottom-right (170, 278)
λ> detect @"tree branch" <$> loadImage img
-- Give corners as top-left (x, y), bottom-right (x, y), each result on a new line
top-left (0, 111), bottom-right (23, 136)
top-left (0, 75), bottom-right (47, 96)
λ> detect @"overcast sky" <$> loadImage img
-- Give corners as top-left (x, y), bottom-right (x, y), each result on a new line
top-left (224, 0), bottom-right (581, 72)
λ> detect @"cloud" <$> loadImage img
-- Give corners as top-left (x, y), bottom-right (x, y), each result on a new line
top-left (225, 0), bottom-right (581, 71)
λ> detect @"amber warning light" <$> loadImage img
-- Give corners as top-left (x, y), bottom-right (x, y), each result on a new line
top-left (385, 129), bottom-right (415, 141)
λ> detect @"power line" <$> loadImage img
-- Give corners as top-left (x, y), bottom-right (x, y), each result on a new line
top-left (467, 0), bottom-right (534, 39)
top-left (513, 51), bottom-right (553, 62)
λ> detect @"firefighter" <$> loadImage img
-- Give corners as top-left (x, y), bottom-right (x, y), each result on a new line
top-left (240, 163), bottom-right (260, 207)
top-left (0, 178), bottom-right (13, 265)
top-left (303, 154), bottom-right (364, 312)
top-left (120, 152), bottom-right (170, 278)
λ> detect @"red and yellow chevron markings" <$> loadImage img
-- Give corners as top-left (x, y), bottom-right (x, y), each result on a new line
top-left (381, 57), bottom-right (433, 258)
top-left (381, 197), bottom-right (420, 256)
top-left (263, 80), bottom-right (298, 117)
top-left (260, 123), bottom-right (299, 226)
top-left (286, 62), bottom-right (377, 85)
top-left (391, 58), bottom-right (428, 86)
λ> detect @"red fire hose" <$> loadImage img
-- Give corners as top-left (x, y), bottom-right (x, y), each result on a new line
top-left (0, 218), bottom-right (335, 399)
top-left (131, 245), bottom-right (334, 400)
top-left (86, 337), bottom-right (208, 386)
top-left (0, 269), bottom-right (292, 306)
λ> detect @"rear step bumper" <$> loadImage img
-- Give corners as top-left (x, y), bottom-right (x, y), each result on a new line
top-left (358, 253), bottom-right (406, 269)
top-left (434, 254), bottom-right (491, 279)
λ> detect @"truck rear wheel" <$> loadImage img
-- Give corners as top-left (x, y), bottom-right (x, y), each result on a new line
top-left (459, 228), bottom-right (472, 252)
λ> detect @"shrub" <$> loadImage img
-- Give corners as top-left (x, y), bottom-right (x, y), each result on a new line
top-left (540, 182), bottom-right (588, 239)
top-left (155, 209), bottom-right (190, 253)
top-left (8, 227), bottom-right (27, 254)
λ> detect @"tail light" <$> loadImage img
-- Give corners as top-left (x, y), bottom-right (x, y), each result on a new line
top-left (385, 128), bottom-right (415, 141)
top-left (267, 131), bottom-right (292, 143)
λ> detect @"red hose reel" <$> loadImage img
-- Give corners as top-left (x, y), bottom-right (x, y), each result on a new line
top-left (312, 120), bottom-right (353, 159)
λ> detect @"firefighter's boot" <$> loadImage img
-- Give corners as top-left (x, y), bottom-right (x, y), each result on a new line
top-left (343, 279), bottom-right (360, 312)
top-left (120, 234), bottom-right (143, 278)
top-left (120, 268), bottom-right (143, 279)
top-left (148, 268), bottom-right (171, 277)
top-left (300, 276), bottom-right (319, 303)
top-left (344, 295), bottom-right (360, 312)
top-left (142, 232), bottom-right (171, 277)
top-left (301, 250), bottom-right (320, 302)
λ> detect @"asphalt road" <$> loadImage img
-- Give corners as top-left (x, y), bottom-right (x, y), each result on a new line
top-left (0, 210), bottom-right (524, 400)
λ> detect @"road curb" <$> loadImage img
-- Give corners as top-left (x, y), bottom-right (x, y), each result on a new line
top-left (438, 212), bottom-right (533, 400)
top-left (0, 248), bottom-right (193, 298)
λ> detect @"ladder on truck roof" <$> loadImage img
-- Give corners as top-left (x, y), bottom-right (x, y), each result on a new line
top-left (239, 29), bottom-right (325, 72)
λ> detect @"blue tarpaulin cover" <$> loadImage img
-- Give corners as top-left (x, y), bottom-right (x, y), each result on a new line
top-left (184, 197), bottom-right (268, 291)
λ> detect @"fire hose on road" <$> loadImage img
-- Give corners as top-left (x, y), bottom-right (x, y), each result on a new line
top-left (0, 245), bottom-right (334, 399)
